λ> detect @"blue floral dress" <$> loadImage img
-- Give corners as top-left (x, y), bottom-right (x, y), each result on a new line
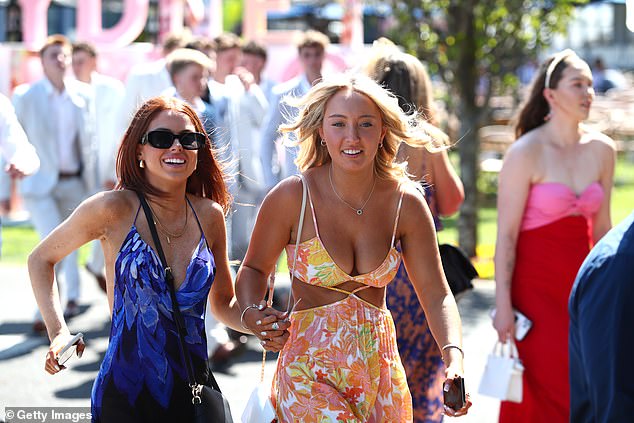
top-left (91, 202), bottom-right (215, 422)
top-left (386, 183), bottom-right (445, 423)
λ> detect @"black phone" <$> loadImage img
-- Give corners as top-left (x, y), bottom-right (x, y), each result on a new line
top-left (443, 376), bottom-right (466, 410)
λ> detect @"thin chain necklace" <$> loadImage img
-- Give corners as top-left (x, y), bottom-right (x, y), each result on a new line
top-left (328, 164), bottom-right (377, 216)
top-left (147, 200), bottom-right (188, 244)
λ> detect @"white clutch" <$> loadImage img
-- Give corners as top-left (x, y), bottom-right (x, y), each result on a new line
top-left (478, 340), bottom-right (524, 403)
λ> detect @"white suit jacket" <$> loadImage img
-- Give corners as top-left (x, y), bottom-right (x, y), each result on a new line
top-left (260, 74), bottom-right (312, 187)
top-left (90, 73), bottom-right (125, 185)
top-left (210, 75), bottom-right (269, 196)
top-left (11, 78), bottom-right (97, 197)
top-left (119, 59), bottom-right (172, 135)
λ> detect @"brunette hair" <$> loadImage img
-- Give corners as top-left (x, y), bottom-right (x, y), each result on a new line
top-left (280, 73), bottom-right (435, 182)
top-left (242, 40), bottom-right (267, 61)
top-left (515, 49), bottom-right (581, 138)
top-left (116, 96), bottom-right (231, 212)
top-left (365, 40), bottom-right (437, 126)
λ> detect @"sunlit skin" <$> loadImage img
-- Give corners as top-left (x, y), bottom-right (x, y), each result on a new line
top-left (240, 53), bottom-right (265, 85)
top-left (41, 44), bottom-right (70, 91)
top-left (172, 63), bottom-right (208, 103)
top-left (215, 47), bottom-right (242, 83)
top-left (137, 110), bottom-right (199, 189)
top-left (71, 50), bottom-right (96, 83)
top-left (319, 88), bottom-right (386, 177)
top-left (546, 60), bottom-right (595, 122)
top-left (299, 46), bottom-right (324, 85)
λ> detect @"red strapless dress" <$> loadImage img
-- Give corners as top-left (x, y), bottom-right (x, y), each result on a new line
top-left (499, 182), bottom-right (603, 423)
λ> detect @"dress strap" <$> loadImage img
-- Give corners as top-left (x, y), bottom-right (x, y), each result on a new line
top-left (186, 197), bottom-right (204, 233)
top-left (321, 284), bottom-right (371, 296)
top-left (133, 202), bottom-right (142, 225)
top-left (391, 189), bottom-right (405, 247)
top-left (302, 175), bottom-right (320, 238)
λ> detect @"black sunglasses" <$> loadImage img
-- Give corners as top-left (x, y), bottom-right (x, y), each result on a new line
top-left (140, 129), bottom-right (206, 150)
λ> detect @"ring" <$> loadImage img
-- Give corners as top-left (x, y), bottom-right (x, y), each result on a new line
top-left (271, 322), bottom-right (280, 330)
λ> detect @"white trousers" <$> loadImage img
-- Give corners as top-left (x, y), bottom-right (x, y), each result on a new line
top-left (23, 177), bottom-right (86, 303)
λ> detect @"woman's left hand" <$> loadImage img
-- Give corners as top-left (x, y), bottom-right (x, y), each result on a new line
top-left (243, 300), bottom-right (291, 352)
top-left (442, 367), bottom-right (472, 417)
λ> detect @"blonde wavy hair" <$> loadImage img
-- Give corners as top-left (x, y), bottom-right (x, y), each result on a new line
top-left (279, 73), bottom-right (437, 182)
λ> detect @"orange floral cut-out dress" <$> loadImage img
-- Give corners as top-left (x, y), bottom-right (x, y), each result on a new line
top-left (272, 179), bottom-right (413, 422)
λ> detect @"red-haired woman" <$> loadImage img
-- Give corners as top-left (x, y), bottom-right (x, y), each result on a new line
top-left (28, 96), bottom-right (288, 422)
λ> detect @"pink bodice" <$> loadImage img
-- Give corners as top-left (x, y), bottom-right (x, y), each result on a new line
top-left (520, 182), bottom-right (604, 231)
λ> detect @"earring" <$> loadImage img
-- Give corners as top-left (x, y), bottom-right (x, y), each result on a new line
top-left (320, 139), bottom-right (327, 146)
top-left (544, 110), bottom-right (552, 122)
top-left (139, 159), bottom-right (145, 168)
top-left (378, 143), bottom-right (383, 149)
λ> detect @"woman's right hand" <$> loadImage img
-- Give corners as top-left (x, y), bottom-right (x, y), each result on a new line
top-left (45, 332), bottom-right (85, 375)
top-left (242, 300), bottom-right (291, 353)
top-left (493, 304), bottom-right (516, 343)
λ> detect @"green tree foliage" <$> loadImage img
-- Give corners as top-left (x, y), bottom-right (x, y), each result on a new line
top-left (387, 0), bottom-right (585, 256)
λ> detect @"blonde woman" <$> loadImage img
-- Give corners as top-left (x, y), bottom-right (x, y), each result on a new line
top-left (236, 74), bottom-right (470, 421)
top-left (365, 41), bottom-right (465, 422)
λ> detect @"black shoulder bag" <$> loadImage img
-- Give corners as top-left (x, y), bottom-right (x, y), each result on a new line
top-left (137, 192), bottom-right (234, 423)
top-left (439, 243), bottom-right (478, 300)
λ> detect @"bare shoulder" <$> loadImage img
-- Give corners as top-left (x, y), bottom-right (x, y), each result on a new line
top-left (582, 127), bottom-right (616, 152)
top-left (262, 175), bottom-right (305, 214)
top-left (504, 130), bottom-right (541, 163)
top-left (398, 180), bottom-right (430, 223)
top-left (187, 195), bottom-right (226, 233)
top-left (80, 190), bottom-right (138, 222)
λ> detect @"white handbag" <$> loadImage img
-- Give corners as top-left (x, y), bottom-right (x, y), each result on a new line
top-left (478, 339), bottom-right (524, 403)
top-left (241, 176), bottom-right (307, 423)
top-left (241, 348), bottom-right (276, 423)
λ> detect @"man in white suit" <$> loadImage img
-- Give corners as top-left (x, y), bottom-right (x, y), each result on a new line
top-left (72, 41), bottom-right (125, 291)
top-left (259, 30), bottom-right (329, 188)
top-left (209, 33), bottom-right (269, 262)
top-left (12, 35), bottom-right (97, 331)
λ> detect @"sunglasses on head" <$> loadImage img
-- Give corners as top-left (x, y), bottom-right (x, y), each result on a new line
top-left (140, 129), bottom-right (206, 150)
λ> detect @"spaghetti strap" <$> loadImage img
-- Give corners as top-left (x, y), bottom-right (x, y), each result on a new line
top-left (300, 175), bottom-right (320, 238)
top-left (133, 203), bottom-right (142, 225)
top-left (391, 189), bottom-right (404, 247)
top-left (316, 284), bottom-right (371, 296)
top-left (185, 197), bottom-right (204, 233)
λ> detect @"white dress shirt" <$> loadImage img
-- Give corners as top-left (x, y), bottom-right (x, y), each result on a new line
top-left (42, 78), bottom-right (80, 174)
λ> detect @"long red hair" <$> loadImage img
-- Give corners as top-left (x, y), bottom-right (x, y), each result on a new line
top-left (116, 96), bottom-right (231, 212)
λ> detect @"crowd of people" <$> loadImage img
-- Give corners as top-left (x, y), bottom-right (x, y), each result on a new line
top-left (0, 26), bottom-right (631, 422)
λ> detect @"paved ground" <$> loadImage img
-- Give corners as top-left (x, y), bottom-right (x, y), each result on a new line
top-left (0, 264), bottom-right (500, 422)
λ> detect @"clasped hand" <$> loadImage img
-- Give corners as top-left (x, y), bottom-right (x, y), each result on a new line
top-left (242, 300), bottom-right (291, 353)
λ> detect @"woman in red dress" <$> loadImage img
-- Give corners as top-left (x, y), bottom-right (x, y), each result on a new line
top-left (493, 49), bottom-right (615, 422)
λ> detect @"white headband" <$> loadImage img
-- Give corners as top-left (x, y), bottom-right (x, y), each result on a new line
top-left (544, 49), bottom-right (576, 89)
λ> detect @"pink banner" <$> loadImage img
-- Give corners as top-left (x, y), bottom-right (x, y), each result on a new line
top-left (77, 0), bottom-right (149, 48)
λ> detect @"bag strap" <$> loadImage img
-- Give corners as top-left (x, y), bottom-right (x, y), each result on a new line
top-left (136, 192), bottom-right (222, 393)
top-left (258, 175), bottom-right (307, 383)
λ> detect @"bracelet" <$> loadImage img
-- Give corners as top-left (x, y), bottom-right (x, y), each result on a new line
top-left (441, 343), bottom-right (464, 359)
top-left (240, 304), bottom-right (259, 330)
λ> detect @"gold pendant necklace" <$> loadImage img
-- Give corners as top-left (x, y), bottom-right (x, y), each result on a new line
top-left (328, 164), bottom-right (376, 216)
top-left (147, 200), bottom-right (188, 244)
